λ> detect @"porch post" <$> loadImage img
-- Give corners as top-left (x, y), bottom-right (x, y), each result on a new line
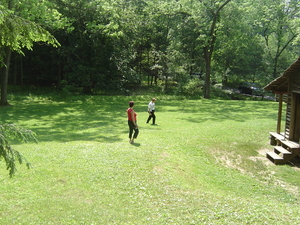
top-left (277, 93), bottom-right (283, 134)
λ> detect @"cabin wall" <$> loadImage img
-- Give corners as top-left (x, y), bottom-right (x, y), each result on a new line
top-left (290, 72), bottom-right (300, 93)
top-left (285, 72), bottom-right (300, 142)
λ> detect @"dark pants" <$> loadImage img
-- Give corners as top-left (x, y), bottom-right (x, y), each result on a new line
top-left (128, 120), bottom-right (139, 139)
top-left (146, 110), bottom-right (156, 124)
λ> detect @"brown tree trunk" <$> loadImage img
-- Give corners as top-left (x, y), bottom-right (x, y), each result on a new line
top-left (0, 0), bottom-right (13, 106)
top-left (204, 47), bottom-right (211, 99)
top-left (1, 47), bottom-right (12, 106)
top-left (20, 56), bottom-right (23, 86)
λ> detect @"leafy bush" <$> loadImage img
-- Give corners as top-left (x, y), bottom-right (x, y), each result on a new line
top-left (182, 79), bottom-right (204, 96)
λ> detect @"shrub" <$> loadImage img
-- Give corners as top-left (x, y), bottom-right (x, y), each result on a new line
top-left (182, 79), bottom-right (204, 96)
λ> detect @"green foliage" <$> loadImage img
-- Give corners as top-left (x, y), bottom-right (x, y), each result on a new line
top-left (0, 124), bottom-right (37, 177)
top-left (181, 78), bottom-right (204, 96)
top-left (2, 0), bottom-right (300, 97)
top-left (244, 0), bottom-right (299, 78)
top-left (0, 7), bottom-right (60, 53)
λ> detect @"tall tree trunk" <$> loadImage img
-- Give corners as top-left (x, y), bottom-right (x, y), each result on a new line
top-left (204, 46), bottom-right (211, 99)
top-left (1, 47), bottom-right (12, 106)
top-left (272, 56), bottom-right (278, 79)
top-left (0, 0), bottom-right (13, 106)
top-left (272, 34), bottom-right (297, 78)
top-left (13, 53), bottom-right (17, 85)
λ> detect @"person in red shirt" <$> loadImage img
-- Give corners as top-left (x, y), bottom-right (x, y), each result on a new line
top-left (127, 101), bottom-right (139, 144)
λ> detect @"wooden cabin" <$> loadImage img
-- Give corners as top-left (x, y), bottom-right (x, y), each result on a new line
top-left (264, 57), bottom-right (300, 164)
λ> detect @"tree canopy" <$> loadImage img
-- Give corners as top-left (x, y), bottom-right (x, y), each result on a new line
top-left (1, 0), bottom-right (300, 99)
top-left (0, 1), bottom-right (60, 105)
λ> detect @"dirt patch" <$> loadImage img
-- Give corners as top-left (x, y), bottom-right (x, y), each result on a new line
top-left (251, 148), bottom-right (300, 171)
top-left (214, 148), bottom-right (246, 174)
top-left (214, 148), bottom-right (300, 197)
top-left (249, 148), bottom-right (274, 166)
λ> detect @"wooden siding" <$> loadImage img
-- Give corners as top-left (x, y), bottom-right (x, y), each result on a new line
top-left (286, 72), bottom-right (300, 141)
top-left (285, 94), bottom-right (291, 139)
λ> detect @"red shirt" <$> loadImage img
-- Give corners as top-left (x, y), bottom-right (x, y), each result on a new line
top-left (127, 108), bottom-right (137, 121)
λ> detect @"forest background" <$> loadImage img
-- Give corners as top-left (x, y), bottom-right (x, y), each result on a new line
top-left (1, 0), bottom-right (300, 101)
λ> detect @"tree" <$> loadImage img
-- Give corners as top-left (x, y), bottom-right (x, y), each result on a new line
top-left (2, 0), bottom-right (300, 96)
top-left (0, 124), bottom-right (37, 177)
top-left (201, 0), bottom-right (232, 98)
top-left (214, 0), bottom-right (265, 85)
top-left (179, 0), bottom-right (232, 98)
top-left (249, 0), bottom-right (299, 78)
top-left (0, 1), bottom-right (59, 106)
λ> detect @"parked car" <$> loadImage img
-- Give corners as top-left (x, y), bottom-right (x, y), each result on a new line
top-left (190, 72), bottom-right (204, 79)
top-left (238, 82), bottom-right (263, 95)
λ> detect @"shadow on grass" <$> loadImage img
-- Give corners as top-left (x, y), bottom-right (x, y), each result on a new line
top-left (159, 99), bottom-right (279, 123)
top-left (131, 143), bottom-right (141, 147)
top-left (0, 95), bottom-right (280, 144)
top-left (287, 158), bottom-right (300, 169)
top-left (0, 96), bottom-right (130, 143)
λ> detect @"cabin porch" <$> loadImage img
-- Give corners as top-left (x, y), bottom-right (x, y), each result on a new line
top-left (267, 132), bottom-right (300, 165)
top-left (264, 57), bottom-right (300, 164)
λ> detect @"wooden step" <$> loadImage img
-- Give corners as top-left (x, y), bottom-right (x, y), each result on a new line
top-left (274, 146), bottom-right (292, 155)
top-left (269, 132), bottom-right (285, 145)
top-left (281, 140), bottom-right (300, 149)
top-left (266, 152), bottom-right (285, 165)
top-left (269, 132), bottom-right (285, 140)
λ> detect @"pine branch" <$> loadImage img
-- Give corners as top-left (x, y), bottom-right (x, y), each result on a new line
top-left (0, 124), bottom-right (37, 177)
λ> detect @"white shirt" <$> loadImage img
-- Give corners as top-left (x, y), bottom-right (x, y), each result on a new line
top-left (148, 101), bottom-right (155, 112)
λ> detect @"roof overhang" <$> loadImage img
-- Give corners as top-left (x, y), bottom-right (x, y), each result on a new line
top-left (264, 57), bottom-right (300, 94)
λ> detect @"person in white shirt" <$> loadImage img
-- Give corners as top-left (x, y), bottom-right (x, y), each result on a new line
top-left (146, 98), bottom-right (156, 125)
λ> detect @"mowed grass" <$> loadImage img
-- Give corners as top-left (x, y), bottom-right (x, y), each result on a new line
top-left (0, 94), bottom-right (300, 224)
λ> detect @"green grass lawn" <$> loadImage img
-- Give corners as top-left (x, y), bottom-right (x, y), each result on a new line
top-left (0, 93), bottom-right (299, 224)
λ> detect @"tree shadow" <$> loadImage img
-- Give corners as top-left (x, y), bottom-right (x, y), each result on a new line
top-left (1, 96), bottom-right (130, 143)
top-left (159, 99), bottom-right (279, 123)
top-left (1, 96), bottom-right (281, 144)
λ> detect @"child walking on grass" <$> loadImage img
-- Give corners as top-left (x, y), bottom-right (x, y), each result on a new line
top-left (146, 98), bottom-right (156, 125)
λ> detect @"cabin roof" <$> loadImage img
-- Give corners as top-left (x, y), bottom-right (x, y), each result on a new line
top-left (264, 57), bottom-right (300, 93)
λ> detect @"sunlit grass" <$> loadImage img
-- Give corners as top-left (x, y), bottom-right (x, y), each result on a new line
top-left (0, 93), bottom-right (299, 224)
